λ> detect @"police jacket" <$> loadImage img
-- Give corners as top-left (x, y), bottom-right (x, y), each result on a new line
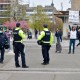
top-left (0, 32), bottom-right (8, 49)
top-left (38, 28), bottom-right (53, 45)
top-left (13, 27), bottom-right (25, 43)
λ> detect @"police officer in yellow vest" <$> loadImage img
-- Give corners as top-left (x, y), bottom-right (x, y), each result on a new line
top-left (13, 23), bottom-right (29, 68)
top-left (37, 24), bottom-right (53, 65)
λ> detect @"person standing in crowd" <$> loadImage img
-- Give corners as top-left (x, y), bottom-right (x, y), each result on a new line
top-left (37, 24), bottom-right (53, 65)
top-left (26, 29), bottom-right (29, 39)
top-left (55, 28), bottom-right (60, 43)
top-left (59, 29), bottom-right (63, 42)
top-left (5, 28), bottom-right (11, 50)
top-left (35, 28), bottom-right (38, 39)
top-left (76, 25), bottom-right (80, 46)
top-left (68, 25), bottom-right (77, 54)
top-left (0, 29), bottom-right (8, 63)
top-left (27, 29), bottom-right (32, 39)
top-left (13, 23), bottom-right (29, 68)
top-left (76, 29), bottom-right (80, 46)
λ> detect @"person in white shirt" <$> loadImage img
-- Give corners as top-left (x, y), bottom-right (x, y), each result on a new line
top-left (68, 25), bottom-right (77, 54)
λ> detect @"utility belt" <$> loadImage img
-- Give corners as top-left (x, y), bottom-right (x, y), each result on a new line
top-left (14, 41), bottom-right (21, 42)
top-left (42, 43), bottom-right (50, 45)
top-left (14, 40), bottom-right (22, 43)
top-left (42, 41), bottom-right (50, 45)
top-left (13, 40), bottom-right (23, 45)
top-left (13, 41), bottom-right (24, 47)
top-left (42, 40), bottom-right (50, 45)
top-left (37, 40), bottom-right (50, 45)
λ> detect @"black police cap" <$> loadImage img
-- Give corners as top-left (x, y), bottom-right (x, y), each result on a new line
top-left (16, 23), bottom-right (20, 27)
top-left (43, 24), bottom-right (47, 28)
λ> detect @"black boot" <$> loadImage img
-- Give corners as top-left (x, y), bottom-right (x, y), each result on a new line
top-left (0, 59), bottom-right (3, 64)
top-left (15, 64), bottom-right (20, 68)
top-left (22, 65), bottom-right (29, 68)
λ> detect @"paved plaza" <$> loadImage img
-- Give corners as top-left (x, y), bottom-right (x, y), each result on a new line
top-left (0, 39), bottom-right (80, 80)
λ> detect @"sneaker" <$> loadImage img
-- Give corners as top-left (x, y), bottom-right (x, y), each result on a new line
top-left (22, 65), bottom-right (29, 68)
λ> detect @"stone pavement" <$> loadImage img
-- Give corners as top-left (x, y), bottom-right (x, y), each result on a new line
top-left (0, 39), bottom-right (80, 80)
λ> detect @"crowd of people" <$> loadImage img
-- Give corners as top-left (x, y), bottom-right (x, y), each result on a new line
top-left (0, 23), bottom-right (80, 68)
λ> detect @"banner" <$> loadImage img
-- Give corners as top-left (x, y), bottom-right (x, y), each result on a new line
top-left (69, 10), bottom-right (79, 23)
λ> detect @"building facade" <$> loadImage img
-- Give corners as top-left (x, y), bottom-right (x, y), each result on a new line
top-left (0, 0), bottom-right (11, 19)
top-left (26, 2), bottom-right (57, 22)
top-left (0, 0), bottom-right (19, 19)
top-left (0, 0), bottom-right (27, 21)
top-left (71, 0), bottom-right (80, 10)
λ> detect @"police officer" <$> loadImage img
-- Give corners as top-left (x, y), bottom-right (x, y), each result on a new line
top-left (13, 23), bottom-right (29, 68)
top-left (37, 24), bottom-right (53, 65)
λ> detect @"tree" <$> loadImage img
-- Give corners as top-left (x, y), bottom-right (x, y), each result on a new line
top-left (0, 18), bottom-right (10, 24)
top-left (30, 6), bottom-right (51, 31)
top-left (55, 17), bottom-right (63, 30)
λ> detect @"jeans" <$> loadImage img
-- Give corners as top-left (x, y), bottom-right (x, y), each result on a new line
top-left (57, 37), bottom-right (60, 43)
top-left (69, 39), bottom-right (76, 53)
top-left (60, 36), bottom-right (62, 42)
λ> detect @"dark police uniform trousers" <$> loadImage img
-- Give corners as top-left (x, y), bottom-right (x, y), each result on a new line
top-left (14, 42), bottom-right (26, 66)
top-left (42, 44), bottom-right (50, 63)
top-left (0, 48), bottom-right (5, 62)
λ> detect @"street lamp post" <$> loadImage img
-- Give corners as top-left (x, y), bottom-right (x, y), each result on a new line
top-left (52, 6), bottom-right (56, 43)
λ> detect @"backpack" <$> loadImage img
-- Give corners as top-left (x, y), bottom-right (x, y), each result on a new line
top-left (0, 34), bottom-right (5, 49)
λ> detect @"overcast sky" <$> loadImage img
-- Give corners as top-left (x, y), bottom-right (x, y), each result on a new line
top-left (22, 0), bottom-right (71, 11)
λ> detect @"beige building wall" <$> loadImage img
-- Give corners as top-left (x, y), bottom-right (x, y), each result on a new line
top-left (71, 0), bottom-right (80, 10)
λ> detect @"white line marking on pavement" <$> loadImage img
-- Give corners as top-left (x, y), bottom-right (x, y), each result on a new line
top-left (1, 68), bottom-right (80, 74)
top-left (0, 71), bottom-right (80, 74)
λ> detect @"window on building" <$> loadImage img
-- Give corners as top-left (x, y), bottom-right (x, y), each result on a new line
top-left (0, 5), bottom-right (3, 10)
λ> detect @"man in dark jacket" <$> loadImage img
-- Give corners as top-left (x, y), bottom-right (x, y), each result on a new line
top-left (77, 29), bottom-right (80, 46)
top-left (59, 29), bottom-right (63, 42)
top-left (0, 29), bottom-right (8, 63)
top-left (55, 29), bottom-right (60, 43)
